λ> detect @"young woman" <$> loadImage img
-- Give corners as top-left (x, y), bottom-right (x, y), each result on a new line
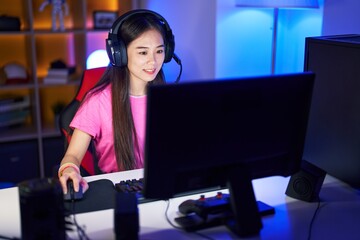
top-left (58, 9), bottom-right (176, 193)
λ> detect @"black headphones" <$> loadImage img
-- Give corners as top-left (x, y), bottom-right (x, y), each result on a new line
top-left (106, 9), bottom-right (175, 68)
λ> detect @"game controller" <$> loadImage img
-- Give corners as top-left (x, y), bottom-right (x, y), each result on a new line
top-left (178, 192), bottom-right (231, 219)
top-left (176, 192), bottom-right (275, 233)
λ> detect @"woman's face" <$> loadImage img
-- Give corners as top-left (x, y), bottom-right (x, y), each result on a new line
top-left (127, 29), bottom-right (165, 95)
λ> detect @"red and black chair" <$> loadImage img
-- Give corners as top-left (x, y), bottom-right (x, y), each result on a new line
top-left (59, 67), bottom-right (106, 176)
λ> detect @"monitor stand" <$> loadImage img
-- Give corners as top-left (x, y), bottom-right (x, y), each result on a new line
top-left (226, 167), bottom-right (264, 236)
top-left (174, 167), bottom-right (274, 237)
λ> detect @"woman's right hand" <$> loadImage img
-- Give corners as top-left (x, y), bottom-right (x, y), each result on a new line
top-left (58, 164), bottom-right (89, 195)
top-left (58, 129), bottom-right (91, 194)
top-left (58, 129), bottom-right (92, 195)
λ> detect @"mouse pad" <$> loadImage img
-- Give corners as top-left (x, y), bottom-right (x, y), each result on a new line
top-left (64, 179), bottom-right (116, 214)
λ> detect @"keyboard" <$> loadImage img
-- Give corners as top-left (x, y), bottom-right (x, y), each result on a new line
top-left (114, 178), bottom-right (156, 204)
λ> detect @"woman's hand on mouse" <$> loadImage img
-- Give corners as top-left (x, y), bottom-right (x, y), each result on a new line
top-left (58, 163), bottom-right (89, 194)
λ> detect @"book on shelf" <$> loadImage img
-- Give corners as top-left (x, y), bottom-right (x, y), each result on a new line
top-left (43, 66), bottom-right (77, 84)
top-left (0, 95), bottom-right (24, 105)
top-left (46, 66), bottom-right (76, 76)
top-left (47, 69), bottom-right (71, 77)
top-left (0, 95), bottom-right (30, 127)
top-left (0, 109), bottom-right (30, 127)
top-left (43, 73), bottom-right (77, 84)
top-left (0, 95), bottom-right (30, 113)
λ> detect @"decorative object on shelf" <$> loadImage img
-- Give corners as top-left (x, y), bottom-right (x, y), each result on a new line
top-left (0, 95), bottom-right (31, 128)
top-left (0, 62), bottom-right (29, 85)
top-left (93, 11), bottom-right (118, 30)
top-left (39, 0), bottom-right (69, 31)
top-left (43, 59), bottom-right (76, 84)
top-left (0, 15), bottom-right (21, 31)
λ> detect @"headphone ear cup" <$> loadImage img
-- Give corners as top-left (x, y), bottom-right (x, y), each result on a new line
top-left (114, 40), bottom-right (127, 67)
top-left (106, 35), bottom-right (128, 67)
top-left (106, 38), bottom-right (116, 66)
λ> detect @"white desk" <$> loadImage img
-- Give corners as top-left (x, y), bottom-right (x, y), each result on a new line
top-left (1, 169), bottom-right (360, 240)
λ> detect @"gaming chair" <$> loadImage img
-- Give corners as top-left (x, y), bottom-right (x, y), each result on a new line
top-left (59, 67), bottom-right (106, 176)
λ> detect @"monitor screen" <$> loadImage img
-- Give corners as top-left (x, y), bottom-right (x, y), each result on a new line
top-left (143, 72), bottom-right (315, 236)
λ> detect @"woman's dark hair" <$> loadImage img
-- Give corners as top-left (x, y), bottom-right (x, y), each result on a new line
top-left (86, 12), bottom-right (167, 171)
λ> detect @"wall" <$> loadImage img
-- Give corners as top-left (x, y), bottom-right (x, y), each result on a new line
top-left (276, 6), bottom-right (323, 73)
top-left (217, 0), bottom-right (323, 77)
top-left (322, 0), bottom-right (360, 35)
top-left (216, 1), bottom-right (273, 78)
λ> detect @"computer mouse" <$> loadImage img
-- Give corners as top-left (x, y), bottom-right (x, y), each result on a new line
top-left (63, 180), bottom-right (83, 201)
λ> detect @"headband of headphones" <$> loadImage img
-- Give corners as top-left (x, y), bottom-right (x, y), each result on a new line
top-left (106, 9), bottom-right (175, 67)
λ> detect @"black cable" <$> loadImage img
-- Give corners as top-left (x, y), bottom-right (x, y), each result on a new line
top-left (164, 199), bottom-right (214, 240)
top-left (164, 199), bottom-right (183, 230)
top-left (307, 199), bottom-right (322, 240)
top-left (173, 53), bottom-right (182, 83)
top-left (68, 200), bottom-right (90, 240)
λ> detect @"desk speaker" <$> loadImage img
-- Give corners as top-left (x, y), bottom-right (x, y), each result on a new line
top-left (114, 192), bottom-right (139, 240)
top-left (286, 160), bottom-right (326, 202)
top-left (18, 178), bottom-right (66, 240)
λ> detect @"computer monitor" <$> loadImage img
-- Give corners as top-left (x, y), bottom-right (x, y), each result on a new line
top-left (143, 72), bottom-right (315, 236)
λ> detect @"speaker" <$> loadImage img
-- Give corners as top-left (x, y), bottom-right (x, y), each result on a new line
top-left (285, 160), bottom-right (326, 202)
top-left (18, 178), bottom-right (66, 240)
top-left (106, 9), bottom-right (175, 67)
top-left (114, 192), bottom-right (139, 240)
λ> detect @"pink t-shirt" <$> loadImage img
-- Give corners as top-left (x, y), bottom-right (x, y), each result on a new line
top-left (70, 85), bottom-right (147, 173)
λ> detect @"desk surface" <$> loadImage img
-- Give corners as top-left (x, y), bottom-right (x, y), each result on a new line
top-left (1, 169), bottom-right (360, 240)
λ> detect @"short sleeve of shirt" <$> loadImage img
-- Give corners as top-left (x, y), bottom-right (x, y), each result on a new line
top-left (70, 86), bottom-right (112, 139)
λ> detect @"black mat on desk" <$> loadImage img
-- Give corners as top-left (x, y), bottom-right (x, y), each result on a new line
top-left (64, 179), bottom-right (116, 214)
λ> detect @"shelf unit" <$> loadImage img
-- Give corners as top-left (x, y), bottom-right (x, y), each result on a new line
top-left (0, 0), bottom-right (132, 183)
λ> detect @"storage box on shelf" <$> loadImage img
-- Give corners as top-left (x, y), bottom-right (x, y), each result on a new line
top-left (0, 0), bottom-right (132, 182)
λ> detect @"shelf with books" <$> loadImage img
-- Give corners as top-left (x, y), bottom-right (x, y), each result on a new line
top-left (0, 0), bottom-right (133, 182)
top-left (0, 88), bottom-right (38, 142)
